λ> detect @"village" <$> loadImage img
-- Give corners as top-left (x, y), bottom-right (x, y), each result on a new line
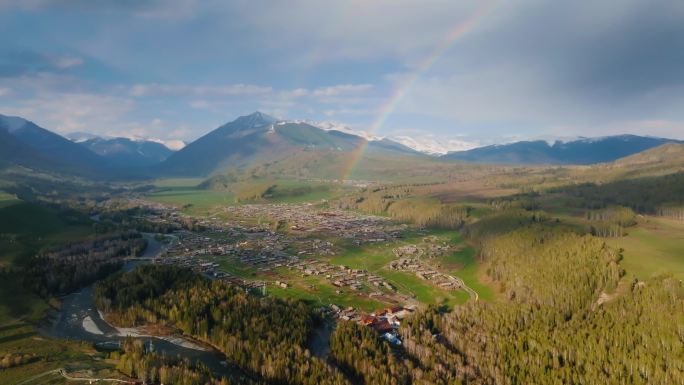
top-left (128, 200), bottom-right (471, 346)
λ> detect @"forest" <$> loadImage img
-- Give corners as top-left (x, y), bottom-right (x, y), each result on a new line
top-left (95, 265), bottom-right (348, 385)
top-left (25, 231), bottom-right (147, 297)
top-left (29, 171), bottom-right (681, 385)
top-left (332, 185), bottom-right (470, 229)
top-left (554, 172), bottom-right (684, 213)
top-left (93, 208), bottom-right (683, 385)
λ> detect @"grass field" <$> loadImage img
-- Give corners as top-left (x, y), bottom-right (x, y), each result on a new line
top-left (328, 229), bottom-right (492, 308)
top-left (0, 274), bottom-right (51, 325)
top-left (0, 201), bottom-right (93, 267)
top-left (152, 178), bottom-right (206, 188)
top-left (0, 199), bottom-right (94, 324)
top-left (436, 232), bottom-right (495, 301)
top-left (607, 216), bottom-right (684, 280)
top-left (147, 178), bottom-right (235, 213)
top-left (268, 274), bottom-right (386, 312)
top-left (262, 179), bottom-right (346, 203)
top-left (148, 189), bottom-right (236, 211)
top-left (147, 178), bottom-right (344, 214)
top-left (0, 322), bottom-right (118, 385)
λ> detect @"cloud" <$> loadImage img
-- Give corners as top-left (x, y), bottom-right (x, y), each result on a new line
top-left (2, 92), bottom-right (134, 134)
top-left (129, 83), bottom-right (273, 97)
top-left (0, 50), bottom-right (85, 77)
top-left (3, 0), bottom-right (684, 142)
top-left (0, 0), bottom-right (198, 18)
top-left (52, 56), bottom-right (84, 69)
top-left (312, 84), bottom-right (374, 97)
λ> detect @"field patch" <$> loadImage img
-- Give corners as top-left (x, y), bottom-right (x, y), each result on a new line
top-left (607, 216), bottom-right (684, 280)
top-left (0, 274), bottom-right (50, 325)
top-left (0, 201), bottom-right (93, 267)
top-left (329, 229), bottom-right (491, 308)
top-left (148, 189), bottom-right (235, 212)
top-left (0, 323), bottom-right (114, 385)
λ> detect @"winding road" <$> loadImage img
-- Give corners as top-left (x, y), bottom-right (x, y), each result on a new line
top-left (449, 275), bottom-right (479, 301)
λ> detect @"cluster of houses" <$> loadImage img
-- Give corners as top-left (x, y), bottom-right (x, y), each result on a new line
top-left (288, 260), bottom-right (396, 294)
top-left (154, 254), bottom-right (269, 294)
top-left (393, 239), bottom-right (453, 259)
top-left (154, 255), bottom-right (240, 284)
top-left (223, 203), bottom-right (403, 245)
top-left (389, 257), bottom-right (465, 290)
top-left (328, 304), bottom-right (417, 346)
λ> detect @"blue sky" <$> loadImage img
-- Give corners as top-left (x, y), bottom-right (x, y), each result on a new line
top-left (1, 0), bottom-right (683, 148)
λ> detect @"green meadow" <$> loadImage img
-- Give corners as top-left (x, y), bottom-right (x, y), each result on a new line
top-left (0, 200), bottom-right (93, 267)
top-left (607, 216), bottom-right (684, 280)
top-left (268, 275), bottom-right (385, 312)
top-left (147, 178), bottom-right (346, 214)
top-left (436, 232), bottom-right (495, 302)
top-left (0, 323), bottom-right (119, 385)
top-left (0, 198), bottom-right (94, 324)
top-left (328, 229), bottom-right (492, 308)
top-left (147, 178), bottom-right (235, 213)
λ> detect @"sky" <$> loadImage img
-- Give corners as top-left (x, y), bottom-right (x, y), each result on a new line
top-left (1, 0), bottom-right (683, 149)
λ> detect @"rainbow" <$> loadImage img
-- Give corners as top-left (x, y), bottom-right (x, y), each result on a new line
top-left (340, 0), bottom-right (499, 181)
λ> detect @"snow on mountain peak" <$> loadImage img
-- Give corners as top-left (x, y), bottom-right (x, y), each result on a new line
top-left (279, 119), bottom-right (380, 141)
top-left (389, 135), bottom-right (480, 155)
top-left (276, 119), bottom-right (483, 155)
top-left (65, 131), bottom-right (185, 151)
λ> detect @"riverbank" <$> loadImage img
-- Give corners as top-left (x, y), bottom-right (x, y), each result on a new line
top-left (37, 235), bottom-right (235, 377)
top-left (95, 310), bottom-right (208, 351)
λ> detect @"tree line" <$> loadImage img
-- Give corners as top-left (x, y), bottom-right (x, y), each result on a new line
top-left (95, 265), bottom-right (348, 385)
top-left (25, 231), bottom-right (146, 297)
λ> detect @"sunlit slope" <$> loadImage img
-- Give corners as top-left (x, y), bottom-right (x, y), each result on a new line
top-left (157, 112), bottom-right (421, 177)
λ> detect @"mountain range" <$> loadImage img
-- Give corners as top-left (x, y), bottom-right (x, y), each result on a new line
top-left (0, 114), bottom-right (111, 177)
top-left (441, 135), bottom-right (682, 164)
top-left (0, 114), bottom-right (175, 178)
top-left (2, 112), bottom-right (682, 179)
top-left (75, 136), bottom-right (174, 167)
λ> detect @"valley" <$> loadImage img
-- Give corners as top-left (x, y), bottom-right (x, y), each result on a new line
top-left (3, 3), bottom-right (684, 383)
top-left (0, 113), bottom-right (682, 385)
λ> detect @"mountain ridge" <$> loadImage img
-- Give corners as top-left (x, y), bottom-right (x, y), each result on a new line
top-left (442, 134), bottom-right (682, 164)
top-left (157, 112), bottom-right (422, 177)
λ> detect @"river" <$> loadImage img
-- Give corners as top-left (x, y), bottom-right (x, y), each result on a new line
top-left (40, 233), bottom-right (233, 376)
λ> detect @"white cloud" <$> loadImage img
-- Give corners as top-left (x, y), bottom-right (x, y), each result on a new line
top-left (323, 108), bottom-right (375, 117)
top-left (230, 0), bottom-right (487, 62)
top-left (2, 92), bottom-right (134, 134)
top-left (312, 84), bottom-right (374, 96)
top-left (130, 83), bottom-right (273, 97)
top-left (52, 56), bottom-right (84, 69)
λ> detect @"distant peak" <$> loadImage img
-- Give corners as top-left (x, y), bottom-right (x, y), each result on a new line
top-left (66, 131), bottom-right (106, 142)
top-left (234, 111), bottom-right (277, 128)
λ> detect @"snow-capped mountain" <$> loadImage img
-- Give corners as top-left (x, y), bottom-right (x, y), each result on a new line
top-left (288, 120), bottom-right (479, 155)
top-left (67, 132), bottom-right (185, 151)
top-left (64, 131), bottom-right (181, 167)
top-left (283, 120), bottom-right (380, 141)
top-left (65, 131), bottom-right (111, 142)
top-left (389, 135), bottom-right (480, 155)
